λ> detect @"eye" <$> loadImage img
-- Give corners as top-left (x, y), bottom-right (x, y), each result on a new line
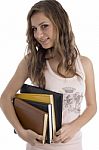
top-left (32, 27), bottom-right (37, 32)
top-left (41, 24), bottom-right (49, 29)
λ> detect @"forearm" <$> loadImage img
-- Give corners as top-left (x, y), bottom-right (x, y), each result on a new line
top-left (0, 95), bottom-right (23, 133)
top-left (71, 104), bottom-right (97, 130)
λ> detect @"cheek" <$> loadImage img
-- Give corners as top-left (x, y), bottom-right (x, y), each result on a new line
top-left (34, 34), bottom-right (39, 42)
top-left (52, 27), bottom-right (57, 39)
top-left (52, 31), bottom-right (56, 42)
top-left (33, 33), bottom-right (37, 39)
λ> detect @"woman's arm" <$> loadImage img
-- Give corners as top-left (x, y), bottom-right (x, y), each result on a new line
top-left (71, 56), bottom-right (97, 128)
top-left (0, 56), bottom-right (29, 130)
top-left (53, 56), bottom-right (97, 143)
top-left (0, 55), bottom-right (43, 145)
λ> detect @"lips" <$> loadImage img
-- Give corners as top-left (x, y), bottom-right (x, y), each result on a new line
top-left (39, 38), bottom-right (49, 45)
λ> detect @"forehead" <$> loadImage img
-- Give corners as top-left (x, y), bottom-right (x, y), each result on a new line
top-left (31, 12), bottom-right (51, 27)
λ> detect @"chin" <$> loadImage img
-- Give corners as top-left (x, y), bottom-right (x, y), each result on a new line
top-left (42, 44), bottom-right (53, 49)
top-left (42, 46), bottom-right (51, 49)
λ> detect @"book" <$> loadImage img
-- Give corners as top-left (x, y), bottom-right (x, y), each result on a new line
top-left (20, 84), bottom-right (63, 132)
top-left (23, 100), bottom-right (53, 144)
top-left (13, 98), bottom-right (48, 144)
top-left (15, 93), bottom-right (55, 137)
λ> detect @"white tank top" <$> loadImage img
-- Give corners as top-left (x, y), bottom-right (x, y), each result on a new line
top-left (26, 55), bottom-right (84, 150)
top-left (45, 55), bottom-right (85, 124)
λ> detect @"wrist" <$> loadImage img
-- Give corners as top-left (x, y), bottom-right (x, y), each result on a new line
top-left (15, 126), bottom-right (25, 135)
top-left (70, 120), bottom-right (81, 132)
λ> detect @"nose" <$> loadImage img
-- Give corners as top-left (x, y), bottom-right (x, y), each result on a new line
top-left (35, 28), bottom-right (44, 39)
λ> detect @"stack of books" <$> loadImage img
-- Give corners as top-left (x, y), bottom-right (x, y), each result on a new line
top-left (13, 84), bottom-right (63, 144)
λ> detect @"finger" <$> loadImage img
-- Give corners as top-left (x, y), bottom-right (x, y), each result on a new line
top-left (53, 135), bottom-right (62, 143)
top-left (30, 131), bottom-right (41, 140)
top-left (56, 129), bottom-right (62, 135)
top-left (35, 139), bottom-right (44, 146)
top-left (26, 136), bottom-right (36, 146)
top-left (27, 130), bottom-right (43, 144)
top-left (28, 136), bottom-right (42, 146)
top-left (36, 134), bottom-right (44, 141)
top-left (30, 139), bottom-right (37, 146)
top-left (61, 137), bottom-right (70, 143)
top-left (36, 134), bottom-right (45, 144)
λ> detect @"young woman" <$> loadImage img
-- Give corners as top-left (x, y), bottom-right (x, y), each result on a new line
top-left (0, 0), bottom-right (97, 150)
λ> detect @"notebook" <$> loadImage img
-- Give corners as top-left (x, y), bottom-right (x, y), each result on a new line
top-left (13, 98), bottom-right (48, 144)
top-left (20, 84), bottom-right (63, 132)
top-left (23, 100), bottom-right (53, 144)
top-left (15, 93), bottom-right (55, 137)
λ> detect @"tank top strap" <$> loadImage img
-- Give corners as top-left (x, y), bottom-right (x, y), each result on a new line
top-left (75, 55), bottom-right (85, 80)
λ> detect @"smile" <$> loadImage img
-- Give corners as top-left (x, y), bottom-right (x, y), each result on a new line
top-left (40, 38), bottom-right (49, 45)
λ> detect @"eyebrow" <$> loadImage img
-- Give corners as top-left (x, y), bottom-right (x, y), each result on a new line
top-left (31, 21), bottom-right (49, 28)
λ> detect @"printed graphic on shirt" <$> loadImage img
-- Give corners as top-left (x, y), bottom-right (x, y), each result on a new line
top-left (61, 87), bottom-right (83, 113)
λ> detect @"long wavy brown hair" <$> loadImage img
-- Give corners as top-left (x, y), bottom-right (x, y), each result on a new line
top-left (26, 0), bottom-right (79, 88)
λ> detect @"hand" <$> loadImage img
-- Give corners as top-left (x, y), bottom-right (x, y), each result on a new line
top-left (53, 123), bottom-right (79, 143)
top-left (17, 128), bottom-right (44, 146)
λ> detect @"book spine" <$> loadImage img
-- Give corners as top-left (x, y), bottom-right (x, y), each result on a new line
top-left (50, 95), bottom-right (56, 136)
top-left (48, 104), bottom-right (52, 144)
top-left (42, 113), bottom-right (48, 144)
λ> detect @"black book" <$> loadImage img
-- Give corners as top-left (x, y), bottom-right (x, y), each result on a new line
top-left (20, 84), bottom-right (63, 132)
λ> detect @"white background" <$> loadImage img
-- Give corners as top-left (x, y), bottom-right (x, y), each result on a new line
top-left (0, 0), bottom-right (99, 149)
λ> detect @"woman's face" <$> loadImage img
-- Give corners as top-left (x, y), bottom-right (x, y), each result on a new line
top-left (31, 12), bottom-right (56, 49)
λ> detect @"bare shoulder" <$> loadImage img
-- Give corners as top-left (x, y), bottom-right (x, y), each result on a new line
top-left (80, 55), bottom-right (93, 69)
top-left (17, 53), bottom-right (32, 72)
top-left (21, 53), bottom-right (32, 65)
top-left (80, 55), bottom-right (94, 78)
top-left (80, 55), bottom-right (93, 65)
top-left (0, 53), bottom-right (32, 99)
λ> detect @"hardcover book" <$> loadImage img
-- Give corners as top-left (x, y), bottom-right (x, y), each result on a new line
top-left (22, 100), bottom-right (53, 144)
top-left (15, 93), bottom-right (55, 137)
top-left (13, 98), bottom-right (48, 144)
top-left (20, 84), bottom-right (63, 131)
